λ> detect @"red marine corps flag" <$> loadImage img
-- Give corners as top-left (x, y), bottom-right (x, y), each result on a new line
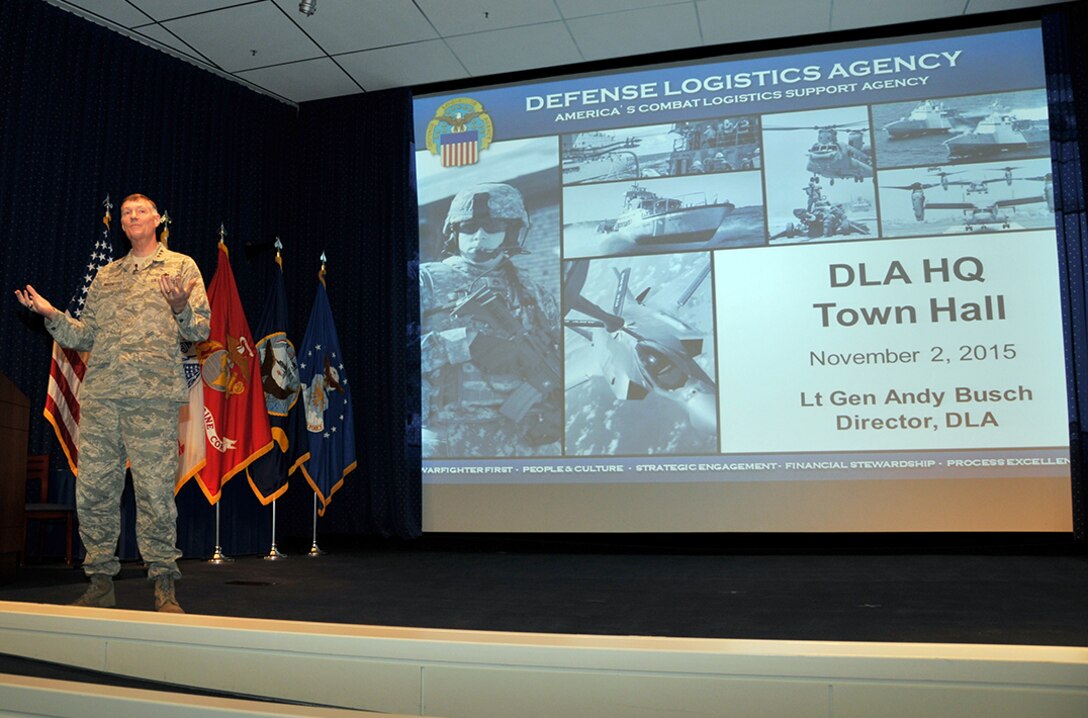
top-left (43, 196), bottom-right (115, 475)
top-left (178, 229), bottom-right (273, 504)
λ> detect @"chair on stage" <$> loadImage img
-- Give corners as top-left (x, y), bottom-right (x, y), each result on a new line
top-left (24, 455), bottom-right (75, 566)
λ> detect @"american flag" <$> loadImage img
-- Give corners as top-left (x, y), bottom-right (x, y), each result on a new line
top-left (43, 197), bottom-right (115, 475)
top-left (440, 130), bottom-right (479, 167)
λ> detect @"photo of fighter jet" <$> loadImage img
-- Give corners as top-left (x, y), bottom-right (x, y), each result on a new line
top-left (562, 253), bottom-right (718, 456)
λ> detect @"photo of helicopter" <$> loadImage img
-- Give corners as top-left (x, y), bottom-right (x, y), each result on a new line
top-left (762, 107), bottom-right (878, 243)
top-left (562, 254), bottom-right (718, 456)
top-left (877, 158), bottom-right (1055, 237)
top-left (763, 113), bottom-right (873, 184)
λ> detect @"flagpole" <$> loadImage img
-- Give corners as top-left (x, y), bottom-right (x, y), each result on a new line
top-left (264, 499), bottom-right (287, 560)
top-left (207, 502), bottom-right (234, 563)
top-left (307, 492), bottom-right (326, 557)
top-left (307, 251), bottom-right (328, 558)
top-left (206, 223), bottom-right (235, 565)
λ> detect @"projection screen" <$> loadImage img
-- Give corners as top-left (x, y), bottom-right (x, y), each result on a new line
top-left (413, 22), bottom-right (1073, 533)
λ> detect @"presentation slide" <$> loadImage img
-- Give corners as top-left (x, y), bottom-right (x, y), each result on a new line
top-left (413, 23), bottom-right (1073, 533)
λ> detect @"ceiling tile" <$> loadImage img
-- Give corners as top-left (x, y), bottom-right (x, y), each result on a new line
top-left (556, 0), bottom-right (688, 18)
top-left (567, 4), bottom-right (701, 62)
top-left (269, 0), bottom-right (438, 54)
top-left (162, 2), bottom-right (323, 72)
top-left (48, 0), bottom-right (153, 28)
top-left (830, 0), bottom-right (963, 31)
top-left (337, 40), bottom-right (468, 91)
top-left (130, 0), bottom-right (253, 22)
top-left (698, 0), bottom-right (827, 46)
top-left (446, 22), bottom-right (581, 77)
top-left (415, 0), bottom-right (561, 37)
top-left (236, 56), bottom-right (360, 102)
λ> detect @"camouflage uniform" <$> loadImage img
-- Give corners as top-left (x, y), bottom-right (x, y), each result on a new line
top-left (420, 255), bottom-right (560, 457)
top-left (45, 243), bottom-right (210, 579)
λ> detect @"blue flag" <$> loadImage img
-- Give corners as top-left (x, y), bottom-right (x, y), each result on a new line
top-left (289, 273), bottom-right (357, 515)
top-left (246, 252), bottom-right (301, 504)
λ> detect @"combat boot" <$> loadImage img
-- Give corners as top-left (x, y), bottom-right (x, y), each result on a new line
top-left (154, 576), bottom-right (185, 613)
top-left (71, 574), bottom-right (116, 608)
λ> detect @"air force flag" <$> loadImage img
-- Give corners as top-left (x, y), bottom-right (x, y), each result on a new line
top-left (289, 272), bottom-right (357, 516)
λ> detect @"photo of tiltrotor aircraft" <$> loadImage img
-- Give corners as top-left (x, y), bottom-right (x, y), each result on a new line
top-left (882, 167), bottom-right (1054, 232)
top-left (562, 257), bottom-right (717, 455)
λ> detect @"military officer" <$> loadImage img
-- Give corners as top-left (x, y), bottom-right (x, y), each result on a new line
top-left (16, 193), bottom-right (210, 613)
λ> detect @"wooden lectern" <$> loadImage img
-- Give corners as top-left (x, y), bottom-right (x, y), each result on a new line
top-left (0, 371), bottom-right (29, 583)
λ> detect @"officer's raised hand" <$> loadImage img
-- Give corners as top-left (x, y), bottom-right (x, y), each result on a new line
top-left (159, 273), bottom-right (197, 314)
top-left (14, 284), bottom-right (58, 319)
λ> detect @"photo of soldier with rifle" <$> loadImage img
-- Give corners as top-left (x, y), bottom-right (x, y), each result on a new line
top-left (419, 182), bottom-right (562, 458)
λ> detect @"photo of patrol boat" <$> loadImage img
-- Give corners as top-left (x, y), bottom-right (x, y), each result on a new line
top-left (598, 184), bottom-right (734, 245)
top-left (882, 99), bottom-right (964, 138)
top-left (943, 102), bottom-right (1049, 158)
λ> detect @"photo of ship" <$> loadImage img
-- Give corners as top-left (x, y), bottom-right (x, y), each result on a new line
top-left (664, 116), bottom-right (761, 175)
top-left (561, 131), bottom-right (644, 184)
top-left (563, 172), bottom-right (765, 259)
top-left (598, 183), bottom-right (734, 244)
top-left (872, 89), bottom-right (1050, 169)
top-left (560, 115), bottom-right (761, 186)
top-left (881, 99), bottom-right (969, 139)
top-left (942, 101), bottom-right (1050, 158)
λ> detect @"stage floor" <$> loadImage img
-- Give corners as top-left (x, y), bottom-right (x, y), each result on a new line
top-left (2, 545), bottom-right (1086, 647)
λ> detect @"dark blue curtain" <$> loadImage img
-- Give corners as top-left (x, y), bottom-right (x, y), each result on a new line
top-left (1043, 3), bottom-right (1088, 539)
top-left (277, 89), bottom-right (422, 541)
top-left (0, 0), bottom-right (301, 559)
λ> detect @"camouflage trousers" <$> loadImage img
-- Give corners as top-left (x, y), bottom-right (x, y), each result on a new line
top-left (77, 397), bottom-right (182, 580)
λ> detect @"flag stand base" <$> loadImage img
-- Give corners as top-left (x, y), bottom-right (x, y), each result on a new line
top-left (207, 546), bottom-right (234, 564)
top-left (206, 503), bottom-right (233, 563)
top-left (263, 544), bottom-right (287, 561)
top-left (306, 493), bottom-right (325, 557)
top-left (264, 501), bottom-right (287, 560)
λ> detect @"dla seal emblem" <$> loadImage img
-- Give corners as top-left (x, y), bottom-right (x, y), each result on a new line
top-left (426, 97), bottom-right (493, 167)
